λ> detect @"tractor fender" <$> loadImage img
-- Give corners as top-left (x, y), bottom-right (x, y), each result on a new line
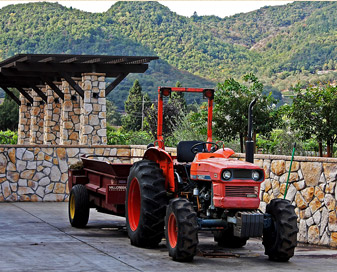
top-left (143, 147), bottom-right (175, 193)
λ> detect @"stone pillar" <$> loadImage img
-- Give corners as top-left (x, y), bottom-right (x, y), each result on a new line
top-left (80, 73), bottom-right (107, 145)
top-left (30, 88), bottom-right (45, 144)
top-left (60, 79), bottom-right (82, 145)
top-left (17, 92), bottom-right (32, 144)
top-left (43, 83), bottom-right (62, 145)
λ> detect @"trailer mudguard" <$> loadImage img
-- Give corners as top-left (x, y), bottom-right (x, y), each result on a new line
top-left (143, 147), bottom-right (175, 193)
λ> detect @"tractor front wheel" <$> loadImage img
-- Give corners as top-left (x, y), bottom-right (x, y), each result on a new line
top-left (263, 198), bottom-right (298, 262)
top-left (126, 160), bottom-right (167, 248)
top-left (165, 198), bottom-right (199, 262)
top-left (68, 184), bottom-right (90, 228)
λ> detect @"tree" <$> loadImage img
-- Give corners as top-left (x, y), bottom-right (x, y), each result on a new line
top-left (0, 89), bottom-right (19, 131)
top-left (213, 74), bottom-right (282, 152)
top-left (106, 100), bottom-right (122, 126)
top-left (287, 83), bottom-right (337, 157)
top-left (145, 101), bottom-right (181, 141)
top-left (122, 80), bottom-right (144, 131)
top-left (168, 81), bottom-right (187, 112)
top-left (145, 81), bottom-right (188, 142)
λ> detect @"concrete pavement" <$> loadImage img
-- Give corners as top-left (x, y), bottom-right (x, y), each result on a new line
top-left (0, 202), bottom-right (337, 272)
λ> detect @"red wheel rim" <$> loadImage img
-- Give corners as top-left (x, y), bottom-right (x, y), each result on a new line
top-left (168, 213), bottom-right (178, 248)
top-left (128, 178), bottom-right (141, 231)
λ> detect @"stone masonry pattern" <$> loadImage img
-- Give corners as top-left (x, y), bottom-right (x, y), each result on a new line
top-left (17, 73), bottom-right (107, 146)
top-left (80, 73), bottom-right (107, 145)
top-left (0, 147), bottom-right (336, 248)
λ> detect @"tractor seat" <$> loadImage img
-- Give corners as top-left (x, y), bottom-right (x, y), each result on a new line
top-left (177, 141), bottom-right (203, 163)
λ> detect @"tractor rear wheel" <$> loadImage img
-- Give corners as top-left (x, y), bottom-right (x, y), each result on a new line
top-left (165, 198), bottom-right (199, 262)
top-left (263, 198), bottom-right (298, 262)
top-left (68, 184), bottom-right (90, 228)
top-left (213, 226), bottom-right (248, 248)
top-left (126, 160), bottom-right (167, 248)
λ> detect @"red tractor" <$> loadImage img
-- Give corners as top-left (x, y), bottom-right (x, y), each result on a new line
top-left (68, 87), bottom-right (298, 262)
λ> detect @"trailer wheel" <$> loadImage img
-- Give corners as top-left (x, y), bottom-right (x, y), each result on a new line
top-left (126, 160), bottom-right (167, 248)
top-left (263, 198), bottom-right (298, 262)
top-left (213, 227), bottom-right (248, 248)
top-left (68, 184), bottom-right (89, 228)
top-left (165, 198), bottom-right (199, 262)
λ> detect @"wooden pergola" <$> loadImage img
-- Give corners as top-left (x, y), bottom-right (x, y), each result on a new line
top-left (0, 54), bottom-right (158, 105)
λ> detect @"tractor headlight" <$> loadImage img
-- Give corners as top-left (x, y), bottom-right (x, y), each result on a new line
top-left (252, 170), bottom-right (260, 181)
top-left (222, 170), bottom-right (232, 180)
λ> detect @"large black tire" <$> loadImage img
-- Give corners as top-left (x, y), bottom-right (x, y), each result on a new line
top-left (263, 198), bottom-right (298, 262)
top-left (126, 160), bottom-right (167, 248)
top-left (165, 198), bottom-right (199, 262)
top-left (213, 226), bottom-right (248, 248)
top-left (68, 184), bottom-right (89, 228)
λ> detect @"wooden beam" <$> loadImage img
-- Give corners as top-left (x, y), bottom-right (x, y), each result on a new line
top-left (0, 86), bottom-right (21, 105)
top-left (83, 58), bottom-right (101, 64)
top-left (31, 86), bottom-right (47, 102)
top-left (38, 57), bottom-right (55, 63)
top-left (44, 79), bottom-right (64, 100)
top-left (105, 73), bottom-right (128, 96)
top-left (60, 57), bottom-right (78, 63)
top-left (60, 72), bottom-right (84, 98)
top-left (15, 87), bottom-right (34, 104)
top-left (14, 63), bottom-right (148, 75)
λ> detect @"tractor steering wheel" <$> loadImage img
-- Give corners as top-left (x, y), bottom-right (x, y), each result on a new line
top-left (191, 142), bottom-right (219, 154)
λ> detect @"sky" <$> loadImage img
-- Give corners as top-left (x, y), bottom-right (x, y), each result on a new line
top-left (0, 1), bottom-right (292, 18)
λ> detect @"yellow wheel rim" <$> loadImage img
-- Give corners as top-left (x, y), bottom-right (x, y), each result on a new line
top-left (69, 194), bottom-right (75, 219)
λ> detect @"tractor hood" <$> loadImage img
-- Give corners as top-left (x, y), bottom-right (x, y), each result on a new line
top-left (190, 154), bottom-right (264, 182)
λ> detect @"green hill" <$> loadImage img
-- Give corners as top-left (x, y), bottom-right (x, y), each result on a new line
top-left (0, 1), bottom-right (337, 108)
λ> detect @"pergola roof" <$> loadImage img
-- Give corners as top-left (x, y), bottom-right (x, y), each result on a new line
top-left (0, 54), bottom-right (158, 105)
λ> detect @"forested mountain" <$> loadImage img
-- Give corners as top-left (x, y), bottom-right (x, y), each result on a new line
top-left (0, 1), bottom-right (336, 109)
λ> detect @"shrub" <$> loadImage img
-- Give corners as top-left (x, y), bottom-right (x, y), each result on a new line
top-left (0, 130), bottom-right (18, 144)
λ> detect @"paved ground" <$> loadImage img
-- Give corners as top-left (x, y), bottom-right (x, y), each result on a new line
top-left (0, 202), bottom-right (337, 272)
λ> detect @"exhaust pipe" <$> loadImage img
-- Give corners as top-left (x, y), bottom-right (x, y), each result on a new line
top-left (246, 98), bottom-right (257, 163)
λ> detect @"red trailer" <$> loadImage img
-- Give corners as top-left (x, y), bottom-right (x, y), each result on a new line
top-left (68, 87), bottom-right (298, 262)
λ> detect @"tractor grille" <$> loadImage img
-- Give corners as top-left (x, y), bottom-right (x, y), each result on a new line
top-left (232, 169), bottom-right (252, 179)
top-left (225, 186), bottom-right (258, 197)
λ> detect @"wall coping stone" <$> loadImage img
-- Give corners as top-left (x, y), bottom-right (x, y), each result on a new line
top-left (81, 73), bottom-right (106, 76)
top-left (232, 153), bottom-right (337, 163)
top-left (1, 145), bottom-right (336, 162)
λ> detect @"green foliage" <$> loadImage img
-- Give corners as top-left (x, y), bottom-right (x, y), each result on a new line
top-left (145, 100), bottom-right (182, 140)
top-left (0, 90), bottom-right (19, 131)
top-left (122, 80), bottom-right (148, 131)
top-left (106, 126), bottom-right (152, 145)
top-left (0, 130), bottom-right (18, 144)
top-left (106, 100), bottom-right (122, 126)
top-left (166, 103), bottom-right (208, 146)
top-left (2, 1), bottom-right (337, 109)
top-left (286, 82), bottom-right (337, 156)
top-left (213, 74), bottom-right (282, 151)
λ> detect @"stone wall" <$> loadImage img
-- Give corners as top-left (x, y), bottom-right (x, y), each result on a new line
top-left (0, 145), bottom-right (176, 202)
top-left (234, 153), bottom-right (337, 248)
top-left (0, 146), bottom-right (336, 247)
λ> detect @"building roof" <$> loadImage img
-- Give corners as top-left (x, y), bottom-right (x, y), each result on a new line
top-left (0, 54), bottom-right (158, 105)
